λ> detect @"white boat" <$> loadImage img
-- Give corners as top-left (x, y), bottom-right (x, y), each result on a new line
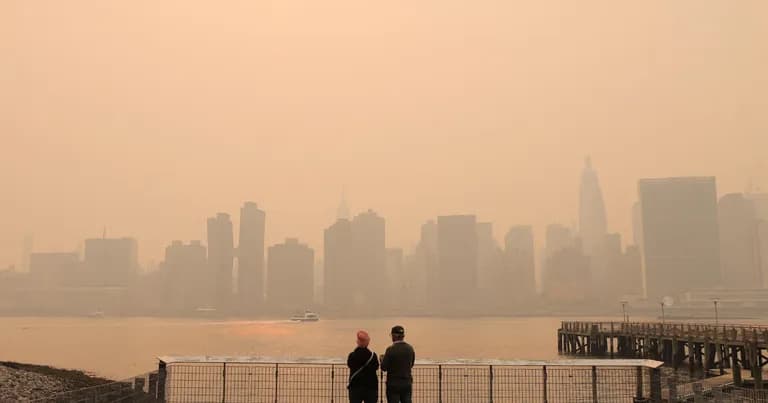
top-left (87, 310), bottom-right (105, 318)
top-left (290, 310), bottom-right (320, 322)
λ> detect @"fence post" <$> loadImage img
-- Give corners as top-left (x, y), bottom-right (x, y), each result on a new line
top-left (331, 364), bottom-right (335, 403)
top-left (157, 360), bottom-right (167, 401)
top-left (274, 363), bottom-right (279, 403)
top-left (591, 366), bottom-right (598, 403)
top-left (489, 365), bottom-right (493, 403)
top-left (221, 362), bottom-right (227, 403)
top-left (542, 365), bottom-right (548, 403)
top-left (650, 367), bottom-right (661, 403)
top-left (438, 365), bottom-right (443, 403)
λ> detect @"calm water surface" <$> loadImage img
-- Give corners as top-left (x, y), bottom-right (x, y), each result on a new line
top-left (0, 317), bottom-right (581, 379)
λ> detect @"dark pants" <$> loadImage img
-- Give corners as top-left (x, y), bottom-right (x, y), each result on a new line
top-left (386, 384), bottom-right (412, 403)
top-left (349, 387), bottom-right (378, 403)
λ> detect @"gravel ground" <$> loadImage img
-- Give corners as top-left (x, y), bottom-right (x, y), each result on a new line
top-left (0, 362), bottom-right (110, 402)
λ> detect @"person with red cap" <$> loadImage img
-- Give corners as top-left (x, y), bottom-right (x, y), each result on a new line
top-left (346, 330), bottom-right (379, 403)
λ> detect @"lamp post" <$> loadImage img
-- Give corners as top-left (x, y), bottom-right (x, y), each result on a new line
top-left (712, 298), bottom-right (720, 326)
top-left (620, 300), bottom-right (629, 323)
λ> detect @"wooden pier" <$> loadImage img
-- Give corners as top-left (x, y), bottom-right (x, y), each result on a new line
top-left (558, 321), bottom-right (768, 388)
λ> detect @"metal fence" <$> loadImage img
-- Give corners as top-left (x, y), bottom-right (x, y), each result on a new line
top-left (157, 357), bottom-right (663, 402)
top-left (669, 382), bottom-right (768, 403)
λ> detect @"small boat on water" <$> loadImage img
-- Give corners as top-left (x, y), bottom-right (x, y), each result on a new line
top-left (290, 310), bottom-right (320, 322)
top-left (87, 310), bottom-right (105, 318)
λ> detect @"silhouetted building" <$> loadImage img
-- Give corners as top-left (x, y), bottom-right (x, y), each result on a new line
top-left (162, 240), bottom-right (208, 312)
top-left (476, 222), bottom-right (505, 310)
top-left (504, 225), bottom-right (536, 298)
top-left (83, 237), bottom-right (138, 286)
top-left (639, 177), bottom-right (721, 299)
top-left (436, 215), bottom-right (478, 314)
top-left (238, 202), bottom-right (266, 309)
top-left (386, 248), bottom-right (405, 311)
top-left (542, 233), bottom-right (591, 302)
top-left (719, 193), bottom-right (763, 288)
top-left (29, 252), bottom-right (79, 286)
top-left (579, 157), bottom-right (608, 258)
top-left (267, 238), bottom-right (314, 312)
top-left (324, 218), bottom-right (354, 310)
top-left (207, 213), bottom-right (234, 310)
top-left (544, 224), bottom-right (572, 260)
top-left (351, 210), bottom-right (387, 310)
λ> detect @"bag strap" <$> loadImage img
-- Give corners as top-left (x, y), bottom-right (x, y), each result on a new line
top-left (348, 351), bottom-right (376, 384)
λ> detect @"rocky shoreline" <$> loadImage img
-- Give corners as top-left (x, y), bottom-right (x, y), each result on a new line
top-left (0, 362), bottom-right (111, 402)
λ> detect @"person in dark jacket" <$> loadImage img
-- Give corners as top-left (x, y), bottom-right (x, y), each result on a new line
top-left (381, 325), bottom-right (415, 403)
top-left (347, 330), bottom-right (379, 403)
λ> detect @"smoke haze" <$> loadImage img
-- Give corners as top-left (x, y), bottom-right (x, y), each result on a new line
top-left (2, 0), bottom-right (767, 266)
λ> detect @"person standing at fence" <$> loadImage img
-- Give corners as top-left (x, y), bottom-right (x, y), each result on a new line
top-left (347, 330), bottom-right (379, 403)
top-left (381, 325), bottom-right (415, 403)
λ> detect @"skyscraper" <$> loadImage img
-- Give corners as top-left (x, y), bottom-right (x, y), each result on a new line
top-left (351, 210), bottom-right (387, 309)
top-left (436, 215), bottom-right (478, 314)
top-left (542, 225), bottom-right (590, 301)
top-left (578, 157), bottom-right (608, 258)
top-left (162, 240), bottom-right (208, 312)
top-left (83, 237), bottom-right (138, 286)
top-left (267, 238), bottom-right (314, 312)
top-left (718, 193), bottom-right (762, 288)
top-left (504, 225), bottom-right (536, 297)
top-left (477, 222), bottom-right (505, 310)
top-left (639, 177), bottom-right (721, 298)
top-left (238, 202), bottom-right (266, 309)
top-left (323, 209), bottom-right (387, 314)
top-left (207, 213), bottom-right (234, 310)
top-left (323, 218), bottom-right (354, 311)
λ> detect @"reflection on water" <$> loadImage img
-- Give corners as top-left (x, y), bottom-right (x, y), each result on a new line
top-left (0, 317), bottom-right (569, 379)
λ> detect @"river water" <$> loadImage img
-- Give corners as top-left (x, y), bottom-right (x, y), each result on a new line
top-left (0, 316), bottom-right (584, 379)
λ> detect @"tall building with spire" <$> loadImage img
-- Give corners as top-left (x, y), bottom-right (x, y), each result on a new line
top-left (238, 202), bottom-right (266, 310)
top-left (337, 192), bottom-right (350, 220)
top-left (578, 156), bottom-right (608, 258)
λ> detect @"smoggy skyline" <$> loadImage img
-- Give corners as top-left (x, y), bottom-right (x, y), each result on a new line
top-left (2, 0), bottom-right (767, 266)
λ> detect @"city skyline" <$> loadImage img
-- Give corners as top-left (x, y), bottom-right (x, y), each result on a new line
top-left (3, 1), bottom-right (768, 270)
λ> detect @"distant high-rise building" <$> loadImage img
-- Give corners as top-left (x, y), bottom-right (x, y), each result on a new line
top-left (323, 209), bottom-right (387, 313)
top-left (544, 224), bottom-right (573, 260)
top-left (351, 210), bottom-right (387, 308)
top-left (386, 248), bottom-right (405, 311)
top-left (639, 177), bottom-right (721, 298)
top-left (324, 219), bottom-right (354, 310)
top-left (162, 240), bottom-right (208, 311)
top-left (748, 193), bottom-right (768, 221)
top-left (504, 225), bottom-right (536, 297)
top-left (436, 215), bottom-right (478, 314)
top-left (238, 202), bottom-right (266, 309)
top-left (30, 252), bottom-right (79, 286)
top-left (476, 222), bottom-right (504, 310)
top-left (83, 237), bottom-right (138, 286)
top-left (578, 157), bottom-right (608, 258)
top-left (542, 232), bottom-right (591, 302)
top-left (719, 193), bottom-right (762, 288)
top-left (207, 213), bottom-right (234, 309)
top-left (267, 238), bottom-right (314, 311)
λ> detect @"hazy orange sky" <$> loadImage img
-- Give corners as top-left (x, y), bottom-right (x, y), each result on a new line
top-left (2, 0), bottom-right (767, 267)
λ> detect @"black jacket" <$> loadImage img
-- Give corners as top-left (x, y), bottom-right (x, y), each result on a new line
top-left (347, 347), bottom-right (379, 390)
top-left (381, 341), bottom-right (415, 387)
